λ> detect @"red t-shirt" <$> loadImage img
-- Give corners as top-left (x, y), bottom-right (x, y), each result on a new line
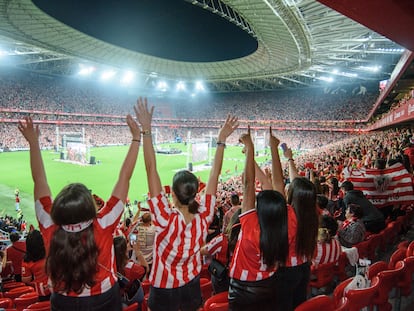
top-left (22, 258), bottom-right (51, 296)
top-left (6, 240), bottom-right (26, 275)
top-left (36, 195), bottom-right (124, 297)
top-left (229, 209), bottom-right (277, 281)
top-left (286, 204), bottom-right (307, 267)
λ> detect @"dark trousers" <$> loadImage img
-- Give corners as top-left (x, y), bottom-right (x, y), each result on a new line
top-left (51, 283), bottom-right (122, 311)
top-left (274, 262), bottom-right (311, 311)
top-left (148, 275), bottom-right (202, 311)
top-left (228, 272), bottom-right (280, 311)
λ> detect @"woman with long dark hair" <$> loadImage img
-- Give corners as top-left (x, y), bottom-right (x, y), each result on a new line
top-left (135, 97), bottom-right (238, 311)
top-left (228, 127), bottom-right (289, 311)
top-left (19, 114), bottom-right (141, 311)
top-left (281, 147), bottom-right (319, 310)
top-left (22, 229), bottom-right (50, 301)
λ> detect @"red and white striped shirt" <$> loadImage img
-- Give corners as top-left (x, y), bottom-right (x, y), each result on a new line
top-left (36, 195), bottom-right (124, 297)
top-left (124, 260), bottom-right (146, 281)
top-left (205, 233), bottom-right (228, 265)
top-left (229, 209), bottom-right (278, 281)
top-left (286, 204), bottom-right (307, 267)
top-left (312, 238), bottom-right (342, 267)
top-left (148, 192), bottom-right (215, 288)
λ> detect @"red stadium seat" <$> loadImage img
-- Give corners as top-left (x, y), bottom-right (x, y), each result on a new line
top-left (200, 278), bottom-right (213, 302)
top-left (389, 248), bottom-right (406, 269)
top-left (334, 252), bottom-right (350, 282)
top-left (372, 261), bottom-right (404, 311)
top-left (203, 291), bottom-right (228, 311)
top-left (295, 295), bottom-right (334, 311)
top-left (0, 297), bottom-right (14, 308)
top-left (22, 300), bottom-right (51, 310)
top-left (333, 276), bottom-right (380, 311)
top-left (14, 292), bottom-right (39, 311)
top-left (406, 240), bottom-right (414, 257)
top-left (309, 262), bottom-right (336, 294)
top-left (4, 286), bottom-right (35, 300)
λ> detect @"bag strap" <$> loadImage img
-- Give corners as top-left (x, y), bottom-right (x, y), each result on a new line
top-left (98, 263), bottom-right (129, 283)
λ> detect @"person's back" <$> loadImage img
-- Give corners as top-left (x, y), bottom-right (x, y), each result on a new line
top-left (221, 194), bottom-right (241, 232)
top-left (136, 213), bottom-right (155, 266)
top-left (22, 230), bottom-right (50, 300)
top-left (19, 114), bottom-right (141, 311)
top-left (6, 232), bottom-right (26, 282)
top-left (135, 98), bottom-right (239, 311)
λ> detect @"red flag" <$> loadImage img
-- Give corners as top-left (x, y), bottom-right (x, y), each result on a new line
top-left (343, 163), bottom-right (414, 208)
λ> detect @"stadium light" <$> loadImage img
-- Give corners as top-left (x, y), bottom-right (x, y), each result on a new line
top-left (176, 81), bottom-right (186, 91)
top-left (157, 80), bottom-right (168, 92)
top-left (120, 71), bottom-right (135, 85)
top-left (195, 80), bottom-right (205, 92)
top-left (78, 65), bottom-right (95, 76)
top-left (358, 65), bottom-right (381, 72)
top-left (320, 76), bottom-right (334, 82)
top-left (100, 70), bottom-right (116, 81)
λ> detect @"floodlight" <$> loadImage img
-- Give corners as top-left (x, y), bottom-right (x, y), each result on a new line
top-left (195, 81), bottom-right (205, 91)
top-left (176, 81), bottom-right (186, 91)
top-left (157, 81), bottom-right (168, 92)
top-left (78, 65), bottom-right (95, 76)
top-left (100, 70), bottom-right (116, 81)
top-left (358, 65), bottom-right (381, 72)
top-left (320, 76), bottom-right (334, 82)
top-left (121, 71), bottom-right (135, 85)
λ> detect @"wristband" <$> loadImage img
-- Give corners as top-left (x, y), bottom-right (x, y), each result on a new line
top-left (132, 139), bottom-right (140, 143)
top-left (142, 130), bottom-right (152, 136)
top-left (288, 158), bottom-right (294, 162)
top-left (216, 141), bottom-right (226, 148)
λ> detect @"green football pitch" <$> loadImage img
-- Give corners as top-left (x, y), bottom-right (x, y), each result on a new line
top-left (0, 144), bottom-right (270, 228)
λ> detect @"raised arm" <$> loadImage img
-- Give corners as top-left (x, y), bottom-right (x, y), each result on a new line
top-left (240, 126), bottom-right (255, 213)
top-left (134, 97), bottom-right (162, 197)
top-left (254, 161), bottom-right (273, 191)
top-left (18, 117), bottom-right (51, 200)
top-left (205, 115), bottom-right (239, 196)
top-left (284, 146), bottom-right (300, 182)
top-left (269, 127), bottom-right (285, 196)
top-left (111, 114), bottom-right (141, 201)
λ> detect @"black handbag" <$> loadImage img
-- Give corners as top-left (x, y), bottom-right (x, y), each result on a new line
top-left (208, 259), bottom-right (227, 281)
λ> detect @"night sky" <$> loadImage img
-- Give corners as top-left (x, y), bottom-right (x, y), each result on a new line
top-left (33, 0), bottom-right (258, 62)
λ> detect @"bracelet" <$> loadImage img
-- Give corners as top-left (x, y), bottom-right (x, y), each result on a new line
top-left (142, 130), bottom-right (152, 136)
top-left (288, 158), bottom-right (294, 162)
top-left (132, 139), bottom-right (140, 143)
top-left (216, 141), bottom-right (226, 148)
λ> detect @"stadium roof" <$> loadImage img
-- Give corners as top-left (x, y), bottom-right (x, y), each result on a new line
top-left (0, 0), bottom-right (409, 93)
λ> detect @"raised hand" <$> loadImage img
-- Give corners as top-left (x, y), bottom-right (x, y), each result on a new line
top-left (269, 126), bottom-right (280, 147)
top-left (239, 125), bottom-right (253, 147)
top-left (126, 114), bottom-right (141, 140)
top-left (18, 116), bottom-right (40, 145)
top-left (218, 115), bottom-right (239, 142)
top-left (133, 97), bottom-right (154, 131)
top-left (283, 146), bottom-right (294, 160)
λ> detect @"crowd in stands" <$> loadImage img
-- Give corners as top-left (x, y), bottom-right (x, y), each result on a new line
top-left (1, 69), bottom-right (414, 310)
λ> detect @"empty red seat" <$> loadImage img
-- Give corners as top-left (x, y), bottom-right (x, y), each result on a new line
top-left (4, 286), bottom-right (35, 300)
top-left (22, 300), bottom-right (51, 310)
top-left (14, 292), bottom-right (39, 311)
top-left (295, 295), bottom-right (334, 311)
top-left (204, 291), bottom-right (228, 311)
